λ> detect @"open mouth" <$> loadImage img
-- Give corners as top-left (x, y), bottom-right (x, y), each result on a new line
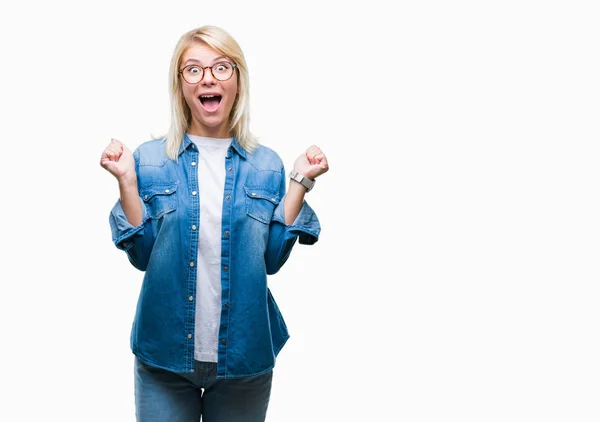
top-left (199, 94), bottom-right (222, 112)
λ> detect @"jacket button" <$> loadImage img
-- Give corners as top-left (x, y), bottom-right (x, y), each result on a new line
top-left (223, 266), bottom-right (228, 272)
top-left (224, 302), bottom-right (229, 307)
top-left (228, 167), bottom-right (232, 172)
top-left (226, 195), bottom-right (231, 200)
top-left (224, 230), bottom-right (229, 236)
top-left (221, 339), bottom-right (227, 345)
top-left (188, 334), bottom-right (192, 339)
top-left (189, 296), bottom-right (194, 301)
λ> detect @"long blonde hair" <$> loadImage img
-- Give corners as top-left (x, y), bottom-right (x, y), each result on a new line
top-left (164, 25), bottom-right (257, 160)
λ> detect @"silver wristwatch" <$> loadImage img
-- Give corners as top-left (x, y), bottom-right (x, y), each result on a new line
top-left (288, 171), bottom-right (315, 192)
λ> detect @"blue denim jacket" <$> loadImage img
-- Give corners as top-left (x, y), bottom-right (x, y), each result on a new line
top-left (109, 134), bottom-right (320, 379)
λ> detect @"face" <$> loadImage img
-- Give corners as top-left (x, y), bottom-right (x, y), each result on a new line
top-left (180, 42), bottom-right (238, 138)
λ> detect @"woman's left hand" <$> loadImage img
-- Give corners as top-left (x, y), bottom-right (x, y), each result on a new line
top-left (293, 145), bottom-right (329, 180)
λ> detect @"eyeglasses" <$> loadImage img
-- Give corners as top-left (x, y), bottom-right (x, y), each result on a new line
top-left (178, 61), bottom-right (237, 84)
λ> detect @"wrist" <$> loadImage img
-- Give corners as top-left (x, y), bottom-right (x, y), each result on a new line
top-left (117, 174), bottom-right (138, 190)
top-left (289, 170), bottom-right (315, 192)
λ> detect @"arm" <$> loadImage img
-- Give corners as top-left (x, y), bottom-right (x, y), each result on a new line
top-left (285, 144), bottom-right (328, 226)
top-left (117, 176), bottom-right (142, 227)
top-left (264, 167), bottom-right (321, 275)
top-left (283, 178), bottom-right (308, 225)
top-left (264, 145), bottom-right (329, 275)
top-left (109, 193), bottom-right (154, 271)
top-left (103, 139), bottom-right (155, 271)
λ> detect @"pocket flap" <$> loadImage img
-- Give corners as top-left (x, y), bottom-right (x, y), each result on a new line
top-left (141, 183), bottom-right (178, 202)
top-left (243, 186), bottom-right (280, 204)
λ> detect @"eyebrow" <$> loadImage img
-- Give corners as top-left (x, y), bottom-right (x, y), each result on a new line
top-left (183, 56), bottom-right (230, 66)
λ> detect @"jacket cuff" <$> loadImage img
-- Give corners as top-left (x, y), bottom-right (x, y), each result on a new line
top-left (273, 198), bottom-right (321, 245)
top-left (109, 197), bottom-right (149, 251)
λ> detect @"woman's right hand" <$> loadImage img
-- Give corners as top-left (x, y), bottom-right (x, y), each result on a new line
top-left (100, 138), bottom-right (136, 183)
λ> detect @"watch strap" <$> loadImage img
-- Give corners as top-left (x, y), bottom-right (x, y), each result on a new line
top-left (289, 171), bottom-right (315, 192)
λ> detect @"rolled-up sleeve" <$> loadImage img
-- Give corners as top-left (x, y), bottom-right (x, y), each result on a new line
top-left (265, 167), bottom-right (321, 275)
top-left (109, 196), bottom-right (154, 271)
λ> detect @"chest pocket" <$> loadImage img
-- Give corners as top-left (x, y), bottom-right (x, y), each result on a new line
top-left (244, 186), bottom-right (280, 224)
top-left (140, 183), bottom-right (178, 219)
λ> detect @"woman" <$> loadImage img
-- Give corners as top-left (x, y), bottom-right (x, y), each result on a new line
top-left (100, 25), bottom-right (328, 421)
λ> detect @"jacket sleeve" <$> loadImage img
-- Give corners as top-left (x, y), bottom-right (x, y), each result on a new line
top-left (108, 149), bottom-right (155, 271)
top-left (264, 166), bottom-right (321, 275)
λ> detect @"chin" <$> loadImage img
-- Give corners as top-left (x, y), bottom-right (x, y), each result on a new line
top-left (202, 117), bottom-right (225, 128)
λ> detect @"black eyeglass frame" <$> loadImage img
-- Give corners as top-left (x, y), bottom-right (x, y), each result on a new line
top-left (178, 62), bottom-right (238, 84)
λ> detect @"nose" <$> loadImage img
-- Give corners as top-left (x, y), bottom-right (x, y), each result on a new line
top-left (201, 67), bottom-right (217, 86)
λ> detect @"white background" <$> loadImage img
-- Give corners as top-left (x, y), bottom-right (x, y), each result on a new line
top-left (1, 0), bottom-right (599, 421)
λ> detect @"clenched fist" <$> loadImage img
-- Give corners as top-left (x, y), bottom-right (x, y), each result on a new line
top-left (100, 138), bottom-right (136, 183)
top-left (293, 145), bottom-right (329, 180)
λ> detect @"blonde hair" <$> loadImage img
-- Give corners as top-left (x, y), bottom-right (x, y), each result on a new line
top-left (163, 25), bottom-right (257, 160)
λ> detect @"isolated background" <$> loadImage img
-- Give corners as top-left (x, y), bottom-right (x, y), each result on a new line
top-left (1, 0), bottom-right (599, 421)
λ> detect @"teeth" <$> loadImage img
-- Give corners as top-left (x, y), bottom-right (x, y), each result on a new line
top-left (201, 95), bottom-right (217, 98)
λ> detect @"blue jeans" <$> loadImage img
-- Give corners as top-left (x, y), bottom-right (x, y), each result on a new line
top-left (134, 357), bottom-right (273, 422)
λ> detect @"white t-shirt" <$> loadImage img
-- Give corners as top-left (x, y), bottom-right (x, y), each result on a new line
top-left (187, 134), bottom-right (232, 363)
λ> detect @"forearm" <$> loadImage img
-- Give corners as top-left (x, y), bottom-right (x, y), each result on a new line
top-left (283, 180), bottom-right (307, 225)
top-left (119, 176), bottom-right (143, 227)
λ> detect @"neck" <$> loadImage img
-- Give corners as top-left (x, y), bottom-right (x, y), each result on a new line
top-left (188, 120), bottom-right (232, 139)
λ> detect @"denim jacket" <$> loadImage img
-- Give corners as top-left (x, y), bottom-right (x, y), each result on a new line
top-left (109, 134), bottom-right (320, 378)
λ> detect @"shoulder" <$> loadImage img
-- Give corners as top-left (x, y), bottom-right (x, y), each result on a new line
top-left (132, 139), bottom-right (178, 187)
top-left (246, 143), bottom-right (284, 173)
top-left (133, 138), bottom-right (169, 167)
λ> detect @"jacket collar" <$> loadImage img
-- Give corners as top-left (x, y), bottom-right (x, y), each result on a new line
top-left (180, 133), bottom-right (247, 159)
